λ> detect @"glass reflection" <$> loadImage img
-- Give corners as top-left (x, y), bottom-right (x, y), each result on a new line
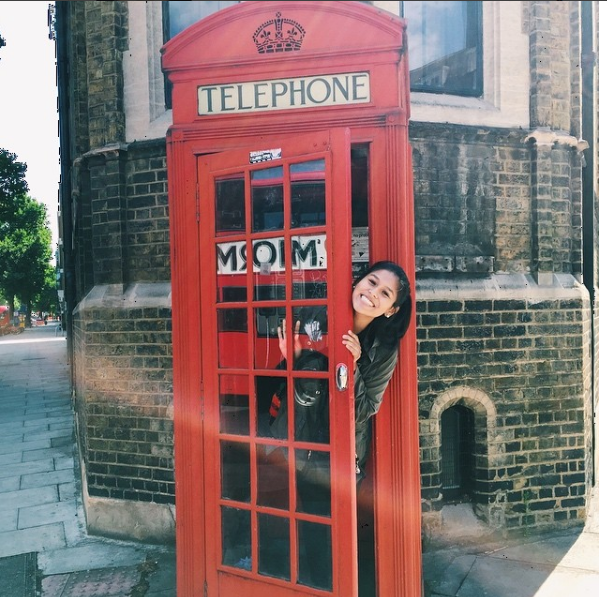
top-left (259, 513), bottom-right (290, 579)
top-left (296, 448), bottom-right (331, 517)
top-left (290, 160), bottom-right (326, 228)
top-left (291, 234), bottom-right (327, 299)
top-left (297, 519), bottom-right (332, 590)
top-left (222, 506), bottom-right (252, 570)
top-left (254, 307), bottom-right (285, 370)
top-left (216, 238), bottom-right (248, 303)
top-left (252, 166), bottom-right (284, 232)
top-left (216, 275), bottom-right (247, 303)
top-left (221, 440), bottom-right (251, 502)
top-left (217, 309), bottom-right (248, 369)
top-left (292, 306), bottom-right (328, 357)
top-left (294, 376), bottom-right (330, 443)
top-left (255, 375), bottom-right (286, 438)
top-left (215, 175), bottom-right (245, 235)
top-left (219, 375), bottom-right (249, 435)
top-left (256, 445), bottom-right (289, 510)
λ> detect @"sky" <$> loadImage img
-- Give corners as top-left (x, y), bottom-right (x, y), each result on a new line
top-left (0, 1), bottom-right (59, 252)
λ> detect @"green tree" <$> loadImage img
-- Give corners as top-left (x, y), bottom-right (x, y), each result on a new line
top-left (0, 149), bottom-right (28, 222)
top-left (32, 265), bottom-right (60, 316)
top-left (0, 149), bottom-right (54, 324)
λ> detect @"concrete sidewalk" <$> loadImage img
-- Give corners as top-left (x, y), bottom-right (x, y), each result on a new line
top-left (0, 324), bottom-right (599, 596)
top-left (421, 493), bottom-right (599, 597)
top-left (0, 325), bottom-right (174, 596)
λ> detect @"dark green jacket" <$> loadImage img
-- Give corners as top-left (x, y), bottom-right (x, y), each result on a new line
top-left (354, 330), bottom-right (399, 473)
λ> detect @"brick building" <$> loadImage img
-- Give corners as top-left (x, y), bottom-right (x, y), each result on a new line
top-left (53, 0), bottom-right (598, 547)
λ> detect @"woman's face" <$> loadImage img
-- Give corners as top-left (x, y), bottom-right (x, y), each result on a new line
top-left (352, 269), bottom-right (400, 319)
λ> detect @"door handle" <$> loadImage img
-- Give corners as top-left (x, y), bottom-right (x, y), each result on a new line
top-left (336, 363), bottom-right (348, 391)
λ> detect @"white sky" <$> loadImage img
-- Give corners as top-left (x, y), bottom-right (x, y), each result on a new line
top-left (0, 1), bottom-right (59, 252)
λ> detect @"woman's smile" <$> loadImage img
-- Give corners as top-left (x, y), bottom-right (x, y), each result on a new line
top-left (352, 269), bottom-right (400, 325)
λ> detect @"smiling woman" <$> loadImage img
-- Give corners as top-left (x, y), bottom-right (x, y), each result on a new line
top-left (278, 260), bottom-right (413, 484)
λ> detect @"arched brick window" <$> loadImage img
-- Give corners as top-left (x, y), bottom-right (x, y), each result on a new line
top-left (441, 404), bottom-right (475, 502)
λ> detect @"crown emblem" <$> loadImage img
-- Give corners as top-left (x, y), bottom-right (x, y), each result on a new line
top-left (253, 12), bottom-right (306, 54)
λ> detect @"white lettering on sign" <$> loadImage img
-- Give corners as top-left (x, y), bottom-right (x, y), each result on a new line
top-left (198, 72), bottom-right (370, 116)
top-left (217, 235), bottom-right (327, 274)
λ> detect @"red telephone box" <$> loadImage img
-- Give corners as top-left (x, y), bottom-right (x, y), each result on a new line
top-left (162, 2), bottom-right (420, 596)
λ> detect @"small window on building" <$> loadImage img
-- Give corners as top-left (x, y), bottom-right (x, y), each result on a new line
top-left (441, 404), bottom-right (475, 502)
top-left (401, 1), bottom-right (483, 97)
top-left (162, 1), bottom-right (239, 108)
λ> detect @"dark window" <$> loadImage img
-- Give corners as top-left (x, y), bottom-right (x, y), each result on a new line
top-left (441, 404), bottom-right (475, 502)
top-left (162, 1), bottom-right (238, 108)
top-left (162, 2), bottom-right (482, 104)
top-left (402, 1), bottom-right (483, 97)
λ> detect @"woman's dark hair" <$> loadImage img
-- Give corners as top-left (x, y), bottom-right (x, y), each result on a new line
top-left (354, 260), bottom-right (412, 349)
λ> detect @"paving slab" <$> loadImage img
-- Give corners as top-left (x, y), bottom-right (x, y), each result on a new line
top-left (1, 486), bottom-right (59, 510)
top-left (38, 540), bottom-right (153, 576)
top-left (0, 523), bottom-right (66, 558)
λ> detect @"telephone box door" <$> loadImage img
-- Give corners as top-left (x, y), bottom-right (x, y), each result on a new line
top-left (198, 128), bottom-right (356, 597)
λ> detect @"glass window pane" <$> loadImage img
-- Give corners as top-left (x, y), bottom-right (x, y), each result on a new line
top-left (259, 513), bottom-right (290, 579)
top-left (251, 236), bottom-right (286, 273)
top-left (254, 307), bottom-right (285, 369)
top-left (297, 520), bottom-right (332, 590)
top-left (293, 306), bottom-right (328, 355)
top-left (219, 375), bottom-right (249, 435)
top-left (404, 1), bottom-right (482, 97)
top-left (291, 234), bottom-right (327, 298)
top-left (257, 445), bottom-right (289, 510)
top-left (217, 308), bottom-right (248, 368)
top-left (216, 275), bottom-right (247, 304)
top-left (296, 449), bottom-right (331, 517)
top-left (290, 160), bottom-right (326, 228)
top-left (222, 506), bottom-right (252, 570)
top-left (215, 175), bottom-right (245, 235)
top-left (252, 166), bottom-right (284, 232)
top-left (256, 375), bottom-right (286, 438)
top-left (167, 1), bottom-right (238, 38)
top-left (221, 440), bottom-right (250, 502)
top-left (294, 376), bottom-right (330, 443)
top-left (163, 2), bottom-right (239, 108)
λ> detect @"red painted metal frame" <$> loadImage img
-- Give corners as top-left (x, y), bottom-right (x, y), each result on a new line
top-left (197, 130), bottom-right (356, 597)
top-left (163, 2), bottom-right (421, 596)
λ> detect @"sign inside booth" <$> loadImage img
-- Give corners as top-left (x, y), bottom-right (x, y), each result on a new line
top-left (217, 235), bottom-right (327, 274)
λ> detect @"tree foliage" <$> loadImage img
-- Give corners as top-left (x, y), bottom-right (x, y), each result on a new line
top-left (0, 148), bottom-right (56, 321)
top-left (0, 149), bottom-right (28, 221)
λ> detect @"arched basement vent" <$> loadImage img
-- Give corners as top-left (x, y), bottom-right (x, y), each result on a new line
top-left (441, 404), bottom-right (475, 502)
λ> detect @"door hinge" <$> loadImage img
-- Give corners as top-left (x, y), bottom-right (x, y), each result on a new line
top-left (204, 579), bottom-right (208, 597)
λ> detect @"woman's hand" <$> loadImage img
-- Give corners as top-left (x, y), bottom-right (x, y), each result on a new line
top-left (342, 330), bottom-right (361, 363)
top-left (277, 319), bottom-right (301, 361)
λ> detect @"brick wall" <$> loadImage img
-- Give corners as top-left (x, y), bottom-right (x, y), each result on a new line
top-left (59, 0), bottom-right (595, 543)
top-left (417, 282), bottom-right (591, 534)
top-left (410, 124), bottom-right (535, 275)
top-left (71, 139), bottom-right (174, 518)
top-left (72, 285), bottom-right (174, 516)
